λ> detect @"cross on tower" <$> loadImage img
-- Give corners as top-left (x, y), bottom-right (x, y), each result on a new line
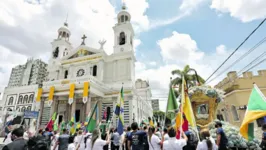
top-left (81, 34), bottom-right (87, 45)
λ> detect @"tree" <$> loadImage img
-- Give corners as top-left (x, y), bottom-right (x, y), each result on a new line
top-left (171, 65), bottom-right (205, 91)
top-left (153, 111), bottom-right (165, 123)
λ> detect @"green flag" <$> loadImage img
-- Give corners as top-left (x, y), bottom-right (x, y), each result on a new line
top-left (166, 87), bottom-right (178, 120)
top-left (60, 121), bottom-right (66, 134)
top-left (240, 84), bottom-right (266, 141)
top-left (53, 116), bottom-right (59, 131)
top-left (87, 102), bottom-right (98, 132)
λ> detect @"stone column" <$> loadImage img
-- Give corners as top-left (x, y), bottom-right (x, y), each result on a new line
top-left (98, 98), bottom-right (103, 123)
top-left (85, 96), bottom-right (92, 116)
top-left (71, 97), bottom-right (76, 119)
top-left (37, 97), bottom-right (45, 130)
top-left (51, 96), bottom-right (59, 117)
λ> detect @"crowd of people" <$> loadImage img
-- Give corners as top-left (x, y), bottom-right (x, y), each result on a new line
top-left (1, 121), bottom-right (232, 150)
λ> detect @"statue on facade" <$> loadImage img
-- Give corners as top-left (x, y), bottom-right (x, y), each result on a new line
top-left (98, 39), bottom-right (107, 49)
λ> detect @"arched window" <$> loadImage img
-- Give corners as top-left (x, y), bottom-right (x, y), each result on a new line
top-left (231, 105), bottom-right (240, 121)
top-left (121, 15), bottom-right (125, 22)
top-left (23, 95), bottom-right (28, 104)
top-left (21, 107), bottom-right (26, 112)
top-left (28, 94), bottom-right (34, 103)
top-left (53, 47), bottom-right (59, 58)
top-left (8, 97), bottom-right (14, 105)
top-left (125, 15), bottom-right (128, 21)
top-left (7, 108), bottom-right (12, 111)
top-left (18, 95), bottom-right (23, 104)
top-left (119, 32), bottom-right (126, 45)
top-left (27, 106), bottom-right (31, 111)
top-left (16, 107), bottom-right (20, 112)
top-left (93, 65), bottom-right (97, 76)
top-left (64, 70), bottom-right (68, 79)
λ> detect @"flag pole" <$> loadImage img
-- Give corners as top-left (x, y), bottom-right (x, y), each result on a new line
top-left (179, 77), bottom-right (185, 139)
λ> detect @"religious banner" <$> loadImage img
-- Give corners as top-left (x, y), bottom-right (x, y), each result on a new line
top-left (69, 83), bottom-right (75, 104)
top-left (48, 86), bottom-right (55, 106)
top-left (36, 88), bottom-right (43, 102)
top-left (83, 81), bottom-right (90, 104)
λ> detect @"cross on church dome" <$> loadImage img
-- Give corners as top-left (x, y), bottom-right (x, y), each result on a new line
top-left (81, 34), bottom-right (87, 45)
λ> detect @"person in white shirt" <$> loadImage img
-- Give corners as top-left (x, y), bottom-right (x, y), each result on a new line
top-left (68, 136), bottom-right (77, 150)
top-left (148, 127), bottom-right (162, 150)
top-left (196, 129), bottom-right (217, 150)
top-left (86, 129), bottom-right (110, 150)
top-left (163, 127), bottom-right (188, 150)
top-left (162, 128), bottom-right (169, 142)
top-left (75, 130), bottom-right (86, 150)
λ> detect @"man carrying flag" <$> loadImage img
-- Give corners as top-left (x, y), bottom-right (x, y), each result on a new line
top-left (240, 84), bottom-right (266, 141)
top-left (114, 86), bottom-right (124, 135)
top-left (46, 112), bottom-right (57, 131)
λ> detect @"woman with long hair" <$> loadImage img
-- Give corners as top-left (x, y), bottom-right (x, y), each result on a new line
top-left (148, 127), bottom-right (162, 150)
top-left (196, 129), bottom-right (217, 150)
top-left (87, 128), bottom-right (110, 150)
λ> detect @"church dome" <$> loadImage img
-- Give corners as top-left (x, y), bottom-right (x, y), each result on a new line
top-left (117, 7), bottom-right (131, 23)
top-left (57, 22), bottom-right (71, 40)
top-left (58, 23), bottom-right (71, 36)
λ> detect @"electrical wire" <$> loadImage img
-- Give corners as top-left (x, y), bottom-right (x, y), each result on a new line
top-left (205, 18), bottom-right (266, 83)
top-left (206, 36), bottom-right (266, 84)
top-left (216, 56), bottom-right (266, 89)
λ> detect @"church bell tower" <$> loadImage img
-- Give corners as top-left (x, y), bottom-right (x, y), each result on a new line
top-left (50, 21), bottom-right (72, 61)
top-left (113, 4), bottom-right (134, 53)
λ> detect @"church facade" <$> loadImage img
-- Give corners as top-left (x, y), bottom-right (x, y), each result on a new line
top-left (2, 6), bottom-right (153, 128)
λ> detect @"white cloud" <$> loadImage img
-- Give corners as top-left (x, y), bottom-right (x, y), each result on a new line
top-left (149, 61), bottom-right (157, 66)
top-left (216, 44), bottom-right (227, 55)
top-left (157, 31), bottom-right (204, 63)
top-left (211, 0), bottom-right (266, 22)
top-left (149, 0), bottom-right (208, 29)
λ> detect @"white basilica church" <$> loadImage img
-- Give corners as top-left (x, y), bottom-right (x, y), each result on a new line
top-left (1, 6), bottom-right (153, 128)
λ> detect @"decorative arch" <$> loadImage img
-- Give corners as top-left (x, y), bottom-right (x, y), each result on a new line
top-left (125, 15), bottom-right (129, 21)
top-left (18, 95), bottom-right (23, 104)
top-left (231, 105), bottom-right (240, 121)
top-left (119, 32), bottom-right (126, 45)
top-left (27, 106), bottom-right (31, 111)
top-left (23, 95), bottom-right (28, 104)
top-left (8, 97), bottom-right (14, 105)
top-left (21, 107), bottom-right (26, 112)
top-left (92, 65), bottom-right (97, 76)
top-left (28, 94), bottom-right (34, 103)
top-left (16, 107), bottom-right (20, 112)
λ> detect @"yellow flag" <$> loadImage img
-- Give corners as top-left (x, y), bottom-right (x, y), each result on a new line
top-left (175, 112), bottom-right (184, 129)
top-left (182, 77), bottom-right (196, 127)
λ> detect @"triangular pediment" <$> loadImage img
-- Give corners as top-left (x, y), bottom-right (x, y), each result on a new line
top-left (63, 45), bottom-right (102, 60)
top-left (68, 49), bottom-right (96, 59)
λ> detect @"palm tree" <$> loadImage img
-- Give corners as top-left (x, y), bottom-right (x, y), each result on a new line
top-left (171, 65), bottom-right (205, 91)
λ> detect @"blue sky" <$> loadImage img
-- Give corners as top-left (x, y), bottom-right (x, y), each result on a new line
top-left (0, 0), bottom-right (266, 110)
